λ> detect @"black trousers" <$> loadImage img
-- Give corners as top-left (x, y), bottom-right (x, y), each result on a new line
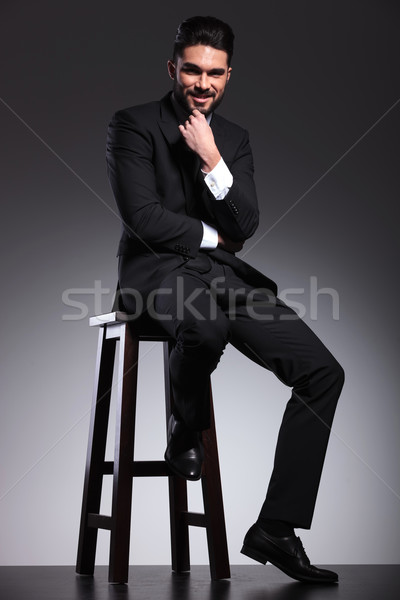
top-left (120, 254), bottom-right (344, 529)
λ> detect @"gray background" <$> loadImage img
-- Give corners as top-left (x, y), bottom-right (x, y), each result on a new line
top-left (1, 0), bottom-right (399, 566)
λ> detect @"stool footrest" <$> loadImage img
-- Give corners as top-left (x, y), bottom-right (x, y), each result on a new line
top-left (103, 461), bottom-right (113, 474)
top-left (86, 507), bottom-right (208, 532)
top-left (87, 514), bottom-right (112, 530)
top-left (101, 460), bottom-right (171, 477)
top-left (132, 461), bottom-right (170, 477)
top-left (183, 511), bottom-right (207, 528)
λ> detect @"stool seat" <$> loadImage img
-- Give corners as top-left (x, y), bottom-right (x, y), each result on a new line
top-left (76, 311), bottom-right (230, 584)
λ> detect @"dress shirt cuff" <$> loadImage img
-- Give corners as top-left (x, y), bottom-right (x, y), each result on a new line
top-left (200, 222), bottom-right (219, 250)
top-left (202, 157), bottom-right (233, 200)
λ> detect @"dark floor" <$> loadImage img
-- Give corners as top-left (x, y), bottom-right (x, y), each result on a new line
top-left (0, 565), bottom-right (399, 600)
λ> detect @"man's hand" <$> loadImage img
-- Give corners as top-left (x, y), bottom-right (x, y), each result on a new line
top-left (218, 233), bottom-right (244, 254)
top-left (179, 109), bottom-right (221, 172)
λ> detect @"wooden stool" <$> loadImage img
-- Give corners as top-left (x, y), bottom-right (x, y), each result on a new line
top-left (76, 311), bottom-right (230, 584)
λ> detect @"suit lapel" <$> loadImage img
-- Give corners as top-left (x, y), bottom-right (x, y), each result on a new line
top-left (158, 93), bottom-right (181, 146)
top-left (210, 114), bottom-right (226, 158)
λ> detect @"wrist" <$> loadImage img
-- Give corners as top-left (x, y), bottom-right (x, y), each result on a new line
top-left (200, 149), bottom-right (221, 173)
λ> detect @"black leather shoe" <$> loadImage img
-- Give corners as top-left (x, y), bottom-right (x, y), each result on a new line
top-left (164, 415), bottom-right (203, 481)
top-left (241, 523), bottom-right (338, 583)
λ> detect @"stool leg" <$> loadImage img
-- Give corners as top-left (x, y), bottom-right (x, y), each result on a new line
top-left (108, 323), bottom-right (139, 584)
top-left (202, 389), bottom-right (231, 580)
top-left (163, 341), bottom-right (230, 578)
top-left (76, 327), bottom-right (116, 575)
top-left (164, 341), bottom-right (191, 573)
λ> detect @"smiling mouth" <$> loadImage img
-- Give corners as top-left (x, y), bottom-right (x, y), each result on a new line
top-left (191, 92), bottom-right (213, 98)
top-left (191, 95), bottom-right (214, 104)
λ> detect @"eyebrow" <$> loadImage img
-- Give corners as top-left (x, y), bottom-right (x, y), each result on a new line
top-left (181, 62), bottom-right (226, 75)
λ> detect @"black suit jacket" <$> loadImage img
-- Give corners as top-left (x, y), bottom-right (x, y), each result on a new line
top-left (106, 92), bottom-right (277, 309)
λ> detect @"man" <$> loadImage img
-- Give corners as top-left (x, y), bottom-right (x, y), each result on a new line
top-left (106, 15), bottom-right (344, 584)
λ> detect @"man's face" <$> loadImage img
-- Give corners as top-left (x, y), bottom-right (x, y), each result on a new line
top-left (168, 44), bottom-right (232, 116)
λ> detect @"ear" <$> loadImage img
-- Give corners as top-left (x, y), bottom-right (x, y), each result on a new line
top-left (167, 60), bottom-right (176, 80)
top-left (227, 67), bottom-right (232, 82)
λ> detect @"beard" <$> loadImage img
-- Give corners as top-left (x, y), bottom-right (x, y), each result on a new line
top-left (173, 82), bottom-right (226, 116)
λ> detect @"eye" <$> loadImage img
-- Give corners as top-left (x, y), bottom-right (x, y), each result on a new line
top-left (183, 67), bottom-right (199, 75)
top-left (209, 70), bottom-right (225, 78)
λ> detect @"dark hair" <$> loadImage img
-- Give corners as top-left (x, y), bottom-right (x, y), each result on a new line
top-left (173, 16), bottom-right (235, 66)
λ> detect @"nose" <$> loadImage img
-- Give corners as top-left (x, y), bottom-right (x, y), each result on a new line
top-left (195, 72), bottom-right (210, 91)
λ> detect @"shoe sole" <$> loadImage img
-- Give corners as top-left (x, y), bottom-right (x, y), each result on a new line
top-left (164, 453), bottom-right (202, 481)
top-left (240, 544), bottom-right (337, 584)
